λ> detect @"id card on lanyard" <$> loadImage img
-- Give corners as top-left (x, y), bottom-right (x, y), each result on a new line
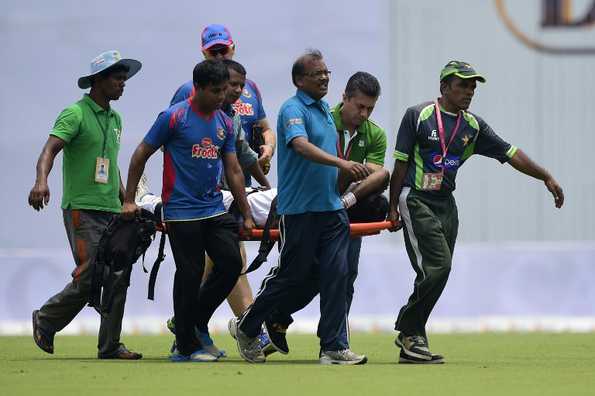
top-left (92, 109), bottom-right (111, 184)
top-left (421, 101), bottom-right (462, 191)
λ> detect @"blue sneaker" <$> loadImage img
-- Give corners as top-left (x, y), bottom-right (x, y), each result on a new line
top-left (169, 347), bottom-right (219, 362)
top-left (198, 331), bottom-right (226, 358)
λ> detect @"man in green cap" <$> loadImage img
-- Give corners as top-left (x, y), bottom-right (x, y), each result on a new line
top-left (28, 50), bottom-right (142, 359)
top-left (388, 60), bottom-right (564, 364)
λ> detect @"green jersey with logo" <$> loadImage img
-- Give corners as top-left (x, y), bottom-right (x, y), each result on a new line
top-left (50, 94), bottom-right (123, 212)
top-left (394, 101), bottom-right (517, 195)
top-left (332, 103), bottom-right (387, 166)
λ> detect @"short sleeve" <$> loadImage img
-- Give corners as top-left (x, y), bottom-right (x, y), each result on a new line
top-left (474, 116), bottom-right (518, 163)
top-left (366, 126), bottom-right (387, 166)
top-left (143, 110), bottom-right (173, 149)
top-left (50, 105), bottom-right (83, 143)
top-left (249, 80), bottom-right (267, 121)
top-left (279, 105), bottom-right (307, 146)
top-left (393, 108), bottom-right (417, 162)
top-left (221, 115), bottom-right (236, 154)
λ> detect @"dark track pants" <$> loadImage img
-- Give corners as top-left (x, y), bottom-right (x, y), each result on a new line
top-left (36, 209), bottom-right (127, 356)
top-left (239, 210), bottom-right (350, 351)
top-left (167, 213), bottom-right (242, 355)
top-left (395, 187), bottom-right (458, 338)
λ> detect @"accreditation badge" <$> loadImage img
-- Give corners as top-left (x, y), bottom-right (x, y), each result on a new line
top-left (95, 157), bottom-right (110, 184)
top-left (421, 172), bottom-right (443, 191)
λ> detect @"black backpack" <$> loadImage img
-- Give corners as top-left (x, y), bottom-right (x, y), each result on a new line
top-left (89, 209), bottom-right (158, 315)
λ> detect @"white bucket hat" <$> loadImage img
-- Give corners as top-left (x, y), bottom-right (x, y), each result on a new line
top-left (77, 50), bottom-right (142, 89)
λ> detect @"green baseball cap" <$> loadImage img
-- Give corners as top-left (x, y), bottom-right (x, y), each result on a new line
top-left (439, 60), bottom-right (486, 83)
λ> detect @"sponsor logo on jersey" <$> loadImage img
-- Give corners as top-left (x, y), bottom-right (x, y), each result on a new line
top-left (232, 100), bottom-right (254, 116)
top-left (192, 138), bottom-right (218, 159)
top-left (432, 153), bottom-right (460, 169)
top-left (429, 129), bottom-right (439, 141)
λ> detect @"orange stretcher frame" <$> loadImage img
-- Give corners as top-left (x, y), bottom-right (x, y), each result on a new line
top-left (157, 220), bottom-right (398, 240)
top-left (242, 220), bottom-right (397, 241)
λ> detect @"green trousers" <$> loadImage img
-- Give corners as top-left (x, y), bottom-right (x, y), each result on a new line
top-left (395, 187), bottom-right (459, 337)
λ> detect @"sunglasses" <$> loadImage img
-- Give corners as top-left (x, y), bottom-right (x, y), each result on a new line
top-left (207, 45), bottom-right (233, 57)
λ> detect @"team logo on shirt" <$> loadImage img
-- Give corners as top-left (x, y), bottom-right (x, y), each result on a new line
top-left (216, 127), bottom-right (226, 141)
top-left (242, 88), bottom-right (252, 98)
top-left (286, 118), bottom-right (303, 128)
top-left (192, 137), bottom-right (219, 159)
top-left (232, 100), bottom-right (254, 116)
top-left (113, 128), bottom-right (121, 143)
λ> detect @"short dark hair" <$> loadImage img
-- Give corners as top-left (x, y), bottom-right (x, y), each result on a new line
top-left (440, 75), bottom-right (456, 95)
top-left (193, 60), bottom-right (229, 88)
top-left (291, 48), bottom-right (323, 86)
top-left (345, 71), bottom-right (381, 98)
top-left (222, 59), bottom-right (246, 76)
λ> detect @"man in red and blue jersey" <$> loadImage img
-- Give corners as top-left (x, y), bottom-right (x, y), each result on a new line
top-left (122, 60), bottom-right (255, 362)
top-left (170, 24), bottom-right (276, 181)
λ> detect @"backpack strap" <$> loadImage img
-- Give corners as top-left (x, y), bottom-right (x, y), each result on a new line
top-left (243, 196), bottom-right (278, 275)
top-left (147, 231), bottom-right (167, 301)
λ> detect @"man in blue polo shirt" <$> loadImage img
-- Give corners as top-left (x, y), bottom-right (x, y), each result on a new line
top-left (122, 60), bottom-right (254, 362)
top-left (229, 49), bottom-right (370, 365)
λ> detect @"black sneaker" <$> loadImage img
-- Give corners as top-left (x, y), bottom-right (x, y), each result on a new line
top-left (32, 310), bottom-right (54, 354)
top-left (264, 321), bottom-right (289, 355)
top-left (398, 350), bottom-right (444, 364)
top-left (395, 333), bottom-right (432, 361)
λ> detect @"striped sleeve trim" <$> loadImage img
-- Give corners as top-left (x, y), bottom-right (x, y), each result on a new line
top-left (506, 145), bottom-right (518, 158)
top-left (393, 150), bottom-right (409, 161)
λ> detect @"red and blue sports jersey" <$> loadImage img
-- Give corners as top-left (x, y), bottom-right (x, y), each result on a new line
top-left (144, 99), bottom-right (236, 221)
top-left (170, 79), bottom-right (266, 147)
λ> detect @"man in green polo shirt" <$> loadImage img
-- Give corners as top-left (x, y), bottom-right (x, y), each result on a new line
top-left (28, 50), bottom-right (143, 360)
top-left (389, 60), bottom-right (564, 364)
top-left (261, 71), bottom-right (390, 356)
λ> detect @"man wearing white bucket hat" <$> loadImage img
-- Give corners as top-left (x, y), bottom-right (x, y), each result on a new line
top-left (28, 50), bottom-right (143, 359)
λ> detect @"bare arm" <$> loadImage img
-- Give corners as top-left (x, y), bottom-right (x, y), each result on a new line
top-left (224, 152), bottom-right (255, 233)
top-left (291, 136), bottom-right (370, 181)
top-left (508, 149), bottom-right (564, 208)
top-left (28, 136), bottom-right (65, 211)
top-left (121, 142), bottom-right (159, 218)
top-left (248, 161), bottom-right (271, 189)
top-left (387, 160), bottom-right (409, 230)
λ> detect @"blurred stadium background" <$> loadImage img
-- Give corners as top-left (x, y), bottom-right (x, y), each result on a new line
top-left (1, 0), bottom-right (594, 335)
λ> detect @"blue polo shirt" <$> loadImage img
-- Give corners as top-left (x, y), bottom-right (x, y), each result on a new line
top-left (143, 99), bottom-right (236, 221)
top-left (276, 90), bottom-right (342, 215)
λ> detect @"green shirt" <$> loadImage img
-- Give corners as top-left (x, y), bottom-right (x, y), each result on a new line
top-left (331, 103), bottom-right (387, 166)
top-left (50, 94), bottom-right (123, 213)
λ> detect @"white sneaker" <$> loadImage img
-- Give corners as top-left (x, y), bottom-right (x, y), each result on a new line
top-left (319, 349), bottom-right (368, 365)
top-left (135, 173), bottom-right (150, 202)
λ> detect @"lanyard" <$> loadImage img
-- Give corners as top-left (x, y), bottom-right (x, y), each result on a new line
top-left (336, 130), bottom-right (356, 160)
top-left (91, 110), bottom-right (110, 158)
top-left (434, 100), bottom-right (462, 163)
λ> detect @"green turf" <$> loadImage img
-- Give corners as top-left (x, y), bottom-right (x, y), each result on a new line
top-left (2, 333), bottom-right (594, 395)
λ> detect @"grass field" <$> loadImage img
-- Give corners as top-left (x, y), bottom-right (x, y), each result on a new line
top-left (2, 332), bottom-right (594, 395)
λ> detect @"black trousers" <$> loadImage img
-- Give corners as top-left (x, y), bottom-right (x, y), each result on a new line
top-left (167, 213), bottom-right (242, 355)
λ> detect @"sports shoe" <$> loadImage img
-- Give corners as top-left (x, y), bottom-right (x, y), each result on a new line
top-left (395, 333), bottom-right (432, 361)
top-left (169, 347), bottom-right (219, 362)
top-left (398, 350), bottom-right (444, 364)
top-left (319, 349), bottom-right (368, 365)
top-left (32, 310), bottom-right (54, 354)
top-left (98, 343), bottom-right (143, 360)
top-left (228, 318), bottom-right (265, 363)
top-left (229, 319), bottom-right (273, 355)
top-left (135, 173), bottom-right (150, 202)
top-left (167, 317), bottom-right (226, 358)
top-left (264, 321), bottom-right (289, 355)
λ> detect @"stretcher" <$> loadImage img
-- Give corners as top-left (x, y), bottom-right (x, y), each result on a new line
top-left (241, 220), bottom-right (398, 241)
